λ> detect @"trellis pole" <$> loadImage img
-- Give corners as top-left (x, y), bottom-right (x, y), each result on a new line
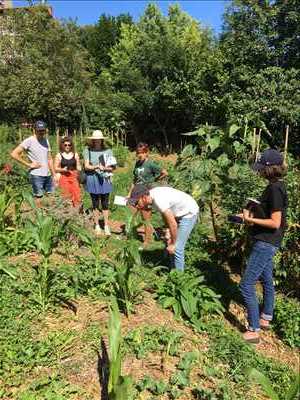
top-left (56, 128), bottom-right (60, 150)
top-left (255, 128), bottom-right (262, 162)
top-left (284, 125), bottom-right (289, 164)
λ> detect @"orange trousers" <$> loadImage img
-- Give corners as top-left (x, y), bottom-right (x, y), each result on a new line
top-left (59, 171), bottom-right (81, 207)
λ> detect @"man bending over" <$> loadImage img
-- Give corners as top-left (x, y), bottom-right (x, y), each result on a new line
top-left (129, 185), bottom-right (199, 271)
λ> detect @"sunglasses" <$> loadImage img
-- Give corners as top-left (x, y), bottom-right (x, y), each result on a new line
top-left (64, 143), bottom-right (71, 147)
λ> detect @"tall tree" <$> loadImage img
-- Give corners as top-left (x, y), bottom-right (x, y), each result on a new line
top-left (0, 6), bottom-right (92, 128)
top-left (79, 13), bottom-right (133, 73)
top-left (99, 3), bottom-right (218, 147)
top-left (219, 0), bottom-right (300, 152)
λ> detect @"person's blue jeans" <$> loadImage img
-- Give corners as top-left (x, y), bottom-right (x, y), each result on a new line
top-left (240, 240), bottom-right (278, 331)
top-left (171, 214), bottom-right (198, 271)
top-left (29, 174), bottom-right (54, 197)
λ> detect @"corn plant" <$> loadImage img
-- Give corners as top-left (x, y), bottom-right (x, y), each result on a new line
top-left (108, 297), bottom-right (133, 400)
top-left (69, 223), bottom-right (106, 259)
top-left (27, 209), bottom-right (69, 311)
top-left (248, 368), bottom-right (300, 400)
top-left (112, 240), bottom-right (142, 316)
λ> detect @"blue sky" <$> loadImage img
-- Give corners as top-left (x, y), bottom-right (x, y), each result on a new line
top-left (14, 1), bottom-right (228, 33)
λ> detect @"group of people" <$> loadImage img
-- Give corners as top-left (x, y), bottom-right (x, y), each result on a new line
top-left (10, 120), bottom-right (288, 345)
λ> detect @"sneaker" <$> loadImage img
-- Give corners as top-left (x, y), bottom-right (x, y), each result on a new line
top-left (243, 331), bottom-right (260, 344)
top-left (95, 225), bottom-right (102, 236)
top-left (259, 318), bottom-right (271, 330)
top-left (104, 225), bottom-right (111, 236)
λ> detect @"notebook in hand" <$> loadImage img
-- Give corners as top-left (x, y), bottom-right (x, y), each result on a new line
top-left (228, 215), bottom-right (244, 224)
top-left (246, 198), bottom-right (266, 218)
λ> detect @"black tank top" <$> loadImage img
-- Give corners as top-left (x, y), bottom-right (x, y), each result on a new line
top-left (60, 153), bottom-right (77, 170)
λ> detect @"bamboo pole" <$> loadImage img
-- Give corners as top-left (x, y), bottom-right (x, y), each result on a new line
top-left (73, 129), bottom-right (77, 149)
top-left (80, 127), bottom-right (83, 150)
top-left (283, 125), bottom-right (289, 164)
top-left (255, 129), bottom-right (262, 162)
top-left (56, 128), bottom-right (60, 149)
top-left (243, 118), bottom-right (248, 140)
top-left (252, 128), bottom-right (256, 154)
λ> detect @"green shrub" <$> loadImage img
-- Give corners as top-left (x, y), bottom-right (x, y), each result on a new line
top-left (113, 145), bottom-right (130, 167)
top-left (273, 296), bottom-right (300, 348)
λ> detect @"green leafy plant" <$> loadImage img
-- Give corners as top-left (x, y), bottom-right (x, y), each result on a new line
top-left (272, 296), bottom-right (300, 348)
top-left (124, 325), bottom-right (182, 359)
top-left (156, 270), bottom-right (224, 329)
top-left (170, 351), bottom-right (199, 389)
top-left (247, 368), bottom-right (300, 400)
top-left (207, 320), bottom-right (295, 398)
top-left (136, 352), bottom-right (198, 398)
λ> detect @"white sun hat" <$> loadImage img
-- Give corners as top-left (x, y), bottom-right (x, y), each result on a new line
top-left (87, 130), bottom-right (107, 140)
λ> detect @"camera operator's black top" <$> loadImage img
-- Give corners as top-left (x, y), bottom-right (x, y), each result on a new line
top-left (250, 181), bottom-right (288, 247)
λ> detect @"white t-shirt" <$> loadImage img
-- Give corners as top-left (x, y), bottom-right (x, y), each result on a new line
top-left (21, 135), bottom-right (51, 176)
top-left (150, 187), bottom-right (199, 218)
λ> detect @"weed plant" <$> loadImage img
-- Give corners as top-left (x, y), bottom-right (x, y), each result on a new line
top-left (0, 273), bottom-right (78, 397)
top-left (273, 296), bottom-right (300, 348)
top-left (205, 320), bottom-right (296, 399)
top-left (124, 325), bottom-right (183, 359)
top-left (15, 374), bottom-right (87, 400)
top-left (136, 351), bottom-right (199, 399)
top-left (247, 367), bottom-right (300, 400)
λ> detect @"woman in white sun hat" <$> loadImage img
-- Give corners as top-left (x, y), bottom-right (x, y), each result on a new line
top-left (84, 130), bottom-right (117, 235)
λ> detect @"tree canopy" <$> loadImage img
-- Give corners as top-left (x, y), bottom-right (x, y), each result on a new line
top-left (0, 1), bottom-right (299, 153)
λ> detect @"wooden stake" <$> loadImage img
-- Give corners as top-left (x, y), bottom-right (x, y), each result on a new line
top-left (284, 125), bottom-right (289, 164)
top-left (252, 128), bottom-right (256, 154)
top-left (56, 128), bottom-right (60, 149)
top-left (255, 128), bottom-right (262, 162)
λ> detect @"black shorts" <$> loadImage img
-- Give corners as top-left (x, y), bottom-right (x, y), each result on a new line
top-left (90, 193), bottom-right (110, 210)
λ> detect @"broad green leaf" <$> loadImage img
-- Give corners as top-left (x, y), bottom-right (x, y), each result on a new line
top-left (286, 373), bottom-right (300, 400)
top-left (207, 136), bottom-right (220, 152)
top-left (229, 124), bottom-right (240, 137)
top-left (248, 368), bottom-right (279, 400)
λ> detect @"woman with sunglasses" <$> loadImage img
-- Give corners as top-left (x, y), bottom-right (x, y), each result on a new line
top-left (54, 137), bottom-right (81, 208)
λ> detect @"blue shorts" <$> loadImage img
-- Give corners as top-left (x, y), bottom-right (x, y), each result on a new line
top-left (29, 174), bottom-right (54, 197)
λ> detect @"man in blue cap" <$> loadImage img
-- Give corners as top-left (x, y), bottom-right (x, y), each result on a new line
top-left (11, 120), bottom-right (56, 207)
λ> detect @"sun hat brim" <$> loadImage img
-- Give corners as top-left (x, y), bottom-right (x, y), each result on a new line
top-left (86, 136), bottom-right (107, 140)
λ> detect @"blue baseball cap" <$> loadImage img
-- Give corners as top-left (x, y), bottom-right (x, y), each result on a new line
top-left (34, 120), bottom-right (47, 131)
top-left (253, 149), bottom-right (283, 171)
top-left (128, 184), bottom-right (149, 206)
